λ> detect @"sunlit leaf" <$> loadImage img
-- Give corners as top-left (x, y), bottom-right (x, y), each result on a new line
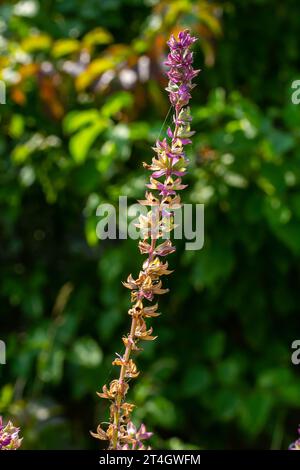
top-left (69, 119), bottom-right (108, 163)
top-left (83, 27), bottom-right (113, 47)
top-left (101, 91), bottom-right (133, 118)
top-left (196, 6), bottom-right (222, 36)
top-left (9, 114), bottom-right (25, 138)
top-left (21, 34), bottom-right (52, 52)
top-left (71, 337), bottom-right (103, 368)
top-left (76, 57), bottom-right (116, 91)
top-left (63, 109), bottom-right (100, 134)
top-left (52, 39), bottom-right (80, 58)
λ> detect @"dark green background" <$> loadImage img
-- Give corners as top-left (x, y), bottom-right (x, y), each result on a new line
top-left (1, 0), bottom-right (300, 449)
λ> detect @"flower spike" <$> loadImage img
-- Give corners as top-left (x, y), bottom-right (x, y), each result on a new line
top-left (92, 29), bottom-right (199, 450)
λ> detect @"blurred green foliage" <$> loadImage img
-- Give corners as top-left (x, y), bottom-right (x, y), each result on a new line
top-left (0, 0), bottom-right (300, 450)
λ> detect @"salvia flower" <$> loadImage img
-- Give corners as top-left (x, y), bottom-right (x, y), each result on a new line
top-left (289, 427), bottom-right (300, 450)
top-left (92, 29), bottom-right (199, 450)
top-left (118, 421), bottom-right (153, 450)
top-left (0, 416), bottom-right (22, 450)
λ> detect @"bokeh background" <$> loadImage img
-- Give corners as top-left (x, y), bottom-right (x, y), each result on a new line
top-left (1, 0), bottom-right (300, 450)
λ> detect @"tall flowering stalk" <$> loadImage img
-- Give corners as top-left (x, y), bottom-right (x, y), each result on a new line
top-left (0, 417), bottom-right (22, 450)
top-left (92, 30), bottom-right (199, 450)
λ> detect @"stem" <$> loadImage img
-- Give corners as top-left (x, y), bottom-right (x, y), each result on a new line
top-left (111, 103), bottom-right (181, 450)
top-left (173, 106), bottom-right (180, 139)
top-left (112, 315), bottom-right (138, 449)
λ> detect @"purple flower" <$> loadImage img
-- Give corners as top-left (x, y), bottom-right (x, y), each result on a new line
top-left (125, 421), bottom-right (153, 449)
top-left (289, 427), bottom-right (300, 450)
top-left (165, 30), bottom-right (199, 109)
top-left (0, 416), bottom-right (22, 450)
top-left (154, 240), bottom-right (176, 257)
top-left (167, 30), bottom-right (197, 50)
top-left (178, 84), bottom-right (191, 104)
top-left (147, 177), bottom-right (187, 197)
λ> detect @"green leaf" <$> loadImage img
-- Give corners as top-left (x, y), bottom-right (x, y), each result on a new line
top-left (63, 110), bottom-right (100, 134)
top-left (11, 144), bottom-right (31, 164)
top-left (216, 357), bottom-right (242, 385)
top-left (101, 91), bottom-right (133, 118)
top-left (240, 392), bottom-right (273, 437)
top-left (69, 120), bottom-right (107, 163)
top-left (38, 349), bottom-right (65, 384)
top-left (144, 396), bottom-right (177, 429)
top-left (0, 384), bottom-right (14, 411)
top-left (9, 114), bottom-right (25, 138)
top-left (214, 389), bottom-right (241, 422)
top-left (182, 366), bottom-right (212, 397)
top-left (71, 337), bottom-right (103, 368)
top-left (202, 331), bottom-right (226, 360)
top-left (266, 128), bottom-right (295, 155)
top-left (129, 122), bottom-right (151, 140)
